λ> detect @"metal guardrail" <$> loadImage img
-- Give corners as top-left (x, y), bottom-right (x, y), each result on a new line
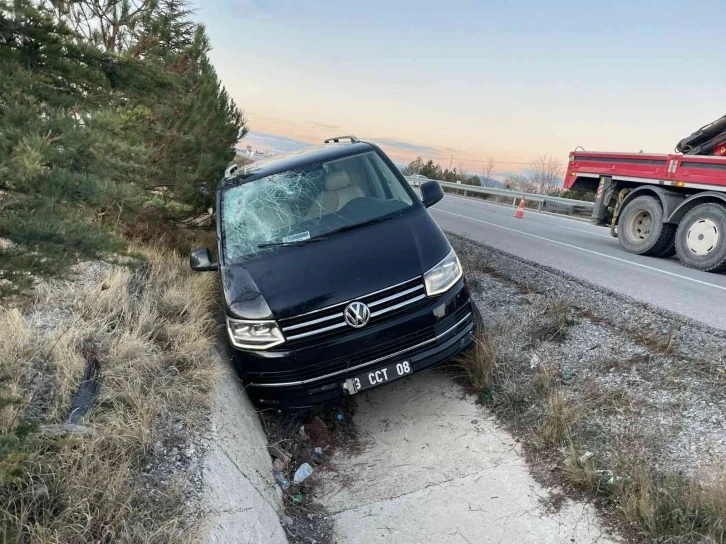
top-left (404, 176), bottom-right (595, 215)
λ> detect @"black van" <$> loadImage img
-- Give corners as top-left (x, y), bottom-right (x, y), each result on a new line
top-left (191, 137), bottom-right (477, 408)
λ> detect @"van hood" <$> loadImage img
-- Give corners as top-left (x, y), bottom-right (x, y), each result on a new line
top-left (221, 208), bottom-right (451, 320)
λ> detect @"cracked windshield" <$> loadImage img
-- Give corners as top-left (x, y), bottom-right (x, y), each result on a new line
top-left (221, 151), bottom-right (414, 260)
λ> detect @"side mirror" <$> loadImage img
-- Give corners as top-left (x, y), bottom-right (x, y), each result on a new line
top-left (190, 247), bottom-right (218, 272)
top-left (420, 180), bottom-right (444, 208)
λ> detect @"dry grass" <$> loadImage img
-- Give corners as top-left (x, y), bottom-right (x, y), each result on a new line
top-left (0, 243), bottom-right (217, 543)
top-left (614, 469), bottom-right (726, 541)
top-left (527, 297), bottom-right (572, 342)
top-left (629, 322), bottom-right (678, 355)
top-left (452, 328), bottom-right (501, 394)
top-left (563, 444), bottom-right (726, 542)
top-left (532, 390), bottom-right (584, 450)
top-left (562, 444), bottom-right (599, 493)
top-left (531, 368), bottom-right (726, 542)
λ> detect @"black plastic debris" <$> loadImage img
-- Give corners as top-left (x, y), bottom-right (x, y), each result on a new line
top-left (67, 355), bottom-right (102, 424)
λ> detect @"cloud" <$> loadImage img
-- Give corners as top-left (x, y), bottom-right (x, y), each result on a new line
top-left (238, 131), bottom-right (312, 153)
top-left (248, 113), bottom-right (303, 127)
top-left (238, 131), bottom-right (446, 168)
top-left (309, 121), bottom-right (340, 131)
top-left (366, 138), bottom-right (440, 157)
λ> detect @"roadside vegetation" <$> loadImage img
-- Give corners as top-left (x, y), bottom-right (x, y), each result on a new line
top-left (1, 1), bottom-right (242, 541)
top-left (402, 156), bottom-right (483, 186)
top-left (452, 236), bottom-right (726, 543)
top-left (1, 246), bottom-right (217, 542)
top-left (401, 153), bottom-right (578, 196)
top-left (0, 0), bottom-right (243, 301)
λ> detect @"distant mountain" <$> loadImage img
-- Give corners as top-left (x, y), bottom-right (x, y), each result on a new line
top-left (464, 176), bottom-right (504, 188)
top-left (478, 177), bottom-right (505, 188)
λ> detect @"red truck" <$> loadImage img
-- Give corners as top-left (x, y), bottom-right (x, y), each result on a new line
top-left (564, 114), bottom-right (726, 272)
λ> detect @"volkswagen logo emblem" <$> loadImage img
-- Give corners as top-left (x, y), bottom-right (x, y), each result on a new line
top-left (344, 301), bottom-right (370, 328)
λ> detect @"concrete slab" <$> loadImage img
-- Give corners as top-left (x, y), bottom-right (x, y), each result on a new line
top-left (203, 352), bottom-right (288, 544)
top-left (316, 369), bottom-right (618, 544)
top-left (205, 438), bottom-right (288, 544)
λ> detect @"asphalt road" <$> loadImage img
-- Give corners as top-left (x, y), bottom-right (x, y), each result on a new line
top-left (430, 193), bottom-right (726, 331)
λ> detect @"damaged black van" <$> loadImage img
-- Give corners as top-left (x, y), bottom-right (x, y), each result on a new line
top-left (191, 136), bottom-right (477, 408)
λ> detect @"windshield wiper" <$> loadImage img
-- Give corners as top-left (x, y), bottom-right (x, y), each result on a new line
top-left (306, 213), bottom-right (402, 242)
top-left (257, 238), bottom-right (326, 249)
top-left (257, 212), bottom-right (404, 249)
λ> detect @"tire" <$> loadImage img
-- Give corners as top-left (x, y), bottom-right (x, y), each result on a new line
top-left (655, 245), bottom-right (677, 259)
top-left (674, 202), bottom-right (726, 272)
top-left (617, 195), bottom-right (676, 257)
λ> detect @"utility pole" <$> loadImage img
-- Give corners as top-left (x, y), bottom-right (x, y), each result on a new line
top-left (449, 155), bottom-right (453, 170)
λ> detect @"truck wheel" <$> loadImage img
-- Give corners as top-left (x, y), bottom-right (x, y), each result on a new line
top-left (617, 196), bottom-right (676, 257)
top-left (656, 245), bottom-right (677, 258)
top-left (674, 203), bottom-right (726, 272)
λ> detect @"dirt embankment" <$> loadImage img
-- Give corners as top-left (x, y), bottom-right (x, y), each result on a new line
top-left (1, 246), bottom-right (220, 542)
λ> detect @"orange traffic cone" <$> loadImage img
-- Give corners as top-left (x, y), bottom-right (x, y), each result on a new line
top-left (514, 196), bottom-right (526, 218)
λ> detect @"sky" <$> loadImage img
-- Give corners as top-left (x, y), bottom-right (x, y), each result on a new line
top-left (196, 0), bottom-right (725, 177)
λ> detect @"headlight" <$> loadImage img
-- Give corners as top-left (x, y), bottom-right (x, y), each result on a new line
top-left (226, 317), bottom-right (285, 350)
top-left (424, 249), bottom-right (463, 296)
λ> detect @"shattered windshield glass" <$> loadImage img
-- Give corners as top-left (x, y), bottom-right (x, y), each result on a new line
top-left (221, 151), bottom-right (417, 261)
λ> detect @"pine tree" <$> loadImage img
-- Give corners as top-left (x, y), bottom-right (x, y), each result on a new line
top-left (128, 0), bottom-right (245, 216)
top-left (0, 0), bottom-right (245, 299)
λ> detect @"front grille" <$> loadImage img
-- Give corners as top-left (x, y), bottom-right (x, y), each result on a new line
top-left (250, 301), bottom-right (473, 386)
top-left (278, 276), bottom-right (427, 349)
top-left (435, 301), bottom-right (472, 338)
top-left (251, 326), bottom-right (436, 384)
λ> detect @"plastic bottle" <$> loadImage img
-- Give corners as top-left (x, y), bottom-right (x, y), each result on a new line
top-left (293, 463), bottom-right (313, 484)
top-left (273, 469), bottom-right (291, 490)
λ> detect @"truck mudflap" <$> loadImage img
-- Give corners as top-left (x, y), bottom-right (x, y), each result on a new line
top-left (591, 176), bottom-right (614, 227)
top-left (609, 188), bottom-right (630, 238)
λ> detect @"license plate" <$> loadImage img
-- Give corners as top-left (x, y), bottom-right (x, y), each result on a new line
top-left (343, 360), bottom-right (412, 394)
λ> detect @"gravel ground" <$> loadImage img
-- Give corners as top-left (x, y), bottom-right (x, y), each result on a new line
top-left (450, 233), bottom-right (726, 483)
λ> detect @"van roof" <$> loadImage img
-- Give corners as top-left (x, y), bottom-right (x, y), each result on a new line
top-left (221, 141), bottom-right (375, 189)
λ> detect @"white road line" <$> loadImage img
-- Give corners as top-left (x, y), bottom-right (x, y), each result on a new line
top-left (554, 223), bottom-right (613, 239)
top-left (433, 208), bottom-right (726, 292)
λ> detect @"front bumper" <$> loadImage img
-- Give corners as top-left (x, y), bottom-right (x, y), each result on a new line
top-left (232, 280), bottom-right (476, 409)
